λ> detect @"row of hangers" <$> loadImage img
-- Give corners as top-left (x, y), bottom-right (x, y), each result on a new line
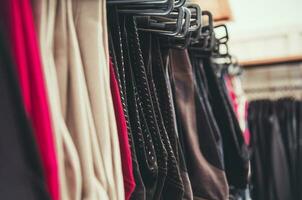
top-left (107, 0), bottom-right (242, 75)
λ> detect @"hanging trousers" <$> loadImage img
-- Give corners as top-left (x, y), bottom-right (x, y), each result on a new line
top-left (32, 0), bottom-right (82, 199)
top-left (110, 58), bottom-right (136, 200)
top-left (33, 0), bottom-right (125, 199)
top-left (248, 100), bottom-right (292, 200)
top-left (71, 1), bottom-right (125, 199)
top-left (151, 35), bottom-right (194, 200)
top-left (139, 31), bottom-right (185, 200)
top-left (200, 58), bottom-right (249, 189)
top-left (168, 49), bottom-right (229, 200)
top-left (122, 16), bottom-right (167, 200)
top-left (108, 7), bottom-right (147, 200)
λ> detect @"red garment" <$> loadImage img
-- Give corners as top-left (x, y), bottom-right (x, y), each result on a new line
top-left (225, 76), bottom-right (250, 145)
top-left (225, 75), bottom-right (239, 117)
top-left (110, 58), bottom-right (135, 200)
top-left (6, 0), bottom-right (60, 199)
top-left (244, 102), bottom-right (251, 145)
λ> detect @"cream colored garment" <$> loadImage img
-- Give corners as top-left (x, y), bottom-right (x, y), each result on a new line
top-left (33, 0), bottom-right (124, 199)
top-left (65, 0), bottom-right (109, 199)
top-left (71, 0), bottom-right (124, 199)
top-left (33, 0), bottom-right (110, 199)
top-left (102, 0), bottom-right (109, 67)
top-left (31, 0), bottom-right (82, 200)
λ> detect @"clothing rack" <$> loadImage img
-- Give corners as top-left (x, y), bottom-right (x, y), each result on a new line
top-left (0, 0), bottom-right (250, 200)
top-left (244, 85), bottom-right (302, 100)
top-left (240, 55), bottom-right (302, 68)
top-left (244, 85), bottom-right (302, 93)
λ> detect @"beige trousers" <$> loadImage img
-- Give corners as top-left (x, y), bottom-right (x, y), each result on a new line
top-left (32, 0), bottom-right (124, 199)
top-left (32, 0), bottom-right (82, 200)
top-left (71, 0), bottom-right (124, 200)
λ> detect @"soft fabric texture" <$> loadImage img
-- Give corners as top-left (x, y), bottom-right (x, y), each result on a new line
top-left (71, 0), bottom-right (125, 199)
top-left (107, 7), bottom-right (147, 200)
top-left (31, 0), bottom-right (82, 199)
top-left (248, 100), bottom-right (293, 200)
top-left (123, 16), bottom-right (168, 199)
top-left (202, 59), bottom-right (249, 189)
top-left (169, 49), bottom-right (229, 200)
top-left (139, 32), bottom-right (186, 200)
top-left (231, 76), bottom-right (250, 145)
top-left (64, 0), bottom-right (109, 198)
top-left (0, 26), bottom-right (51, 200)
top-left (2, 0), bottom-right (60, 199)
top-left (33, 0), bottom-right (119, 199)
top-left (110, 58), bottom-right (136, 200)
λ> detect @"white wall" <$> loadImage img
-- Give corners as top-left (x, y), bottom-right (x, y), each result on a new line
top-left (225, 0), bottom-right (302, 62)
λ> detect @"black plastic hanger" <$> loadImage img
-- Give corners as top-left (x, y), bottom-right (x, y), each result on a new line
top-left (110, 0), bottom-right (175, 16)
top-left (136, 7), bottom-right (185, 36)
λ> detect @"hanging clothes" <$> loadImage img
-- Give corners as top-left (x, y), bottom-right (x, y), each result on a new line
top-left (0, 1), bottom-right (257, 200)
top-left (123, 16), bottom-right (169, 200)
top-left (71, 1), bottom-right (125, 199)
top-left (31, 0), bottom-right (82, 199)
top-left (110, 58), bottom-right (136, 200)
top-left (0, 27), bottom-right (51, 200)
top-left (168, 48), bottom-right (229, 200)
top-left (248, 100), bottom-right (293, 200)
top-left (106, 5), bottom-right (251, 199)
top-left (108, 7), bottom-right (148, 200)
top-left (230, 76), bottom-right (250, 145)
top-left (1, 0), bottom-right (60, 199)
top-left (297, 101), bottom-right (302, 200)
top-left (32, 0), bottom-right (125, 199)
top-left (149, 36), bottom-right (194, 200)
top-left (200, 58), bottom-right (250, 189)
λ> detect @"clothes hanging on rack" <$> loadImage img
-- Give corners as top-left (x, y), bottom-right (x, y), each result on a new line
top-left (123, 16), bottom-right (169, 199)
top-left (70, 1), bottom-right (125, 199)
top-left (32, 0), bottom-right (125, 199)
top-left (0, 1), bottom-right (60, 199)
top-left (0, 0), bottom-right (251, 199)
top-left (149, 36), bottom-right (194, 200)
top-left (108, 8), bottom-right (148, 200)
top-left (32, 0), bottom-right (82, 199)
top-left (229, 76), bottom-right (250, 145)
top-left (248, 99), bottom-right (294, 200)
top-left (110, 58), bottom-right (136, 200)
top-left (0, 26), bottom-right (51, 200)
top-left (168, 48), bottom-right (229, 200)
top-left (248, 98), bottom-right (302, 200)
top-left (107, 4), bottom-right (250, 198)
top-left (193, 58), bottom-right (249, 189)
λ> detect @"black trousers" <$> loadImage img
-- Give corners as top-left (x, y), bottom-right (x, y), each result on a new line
top-left (248, 100), bottom-right (293, 200)
top-left (195, 56), bottom-right (250, 189)
top-left (168, 48), bottom-right (229, 200)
